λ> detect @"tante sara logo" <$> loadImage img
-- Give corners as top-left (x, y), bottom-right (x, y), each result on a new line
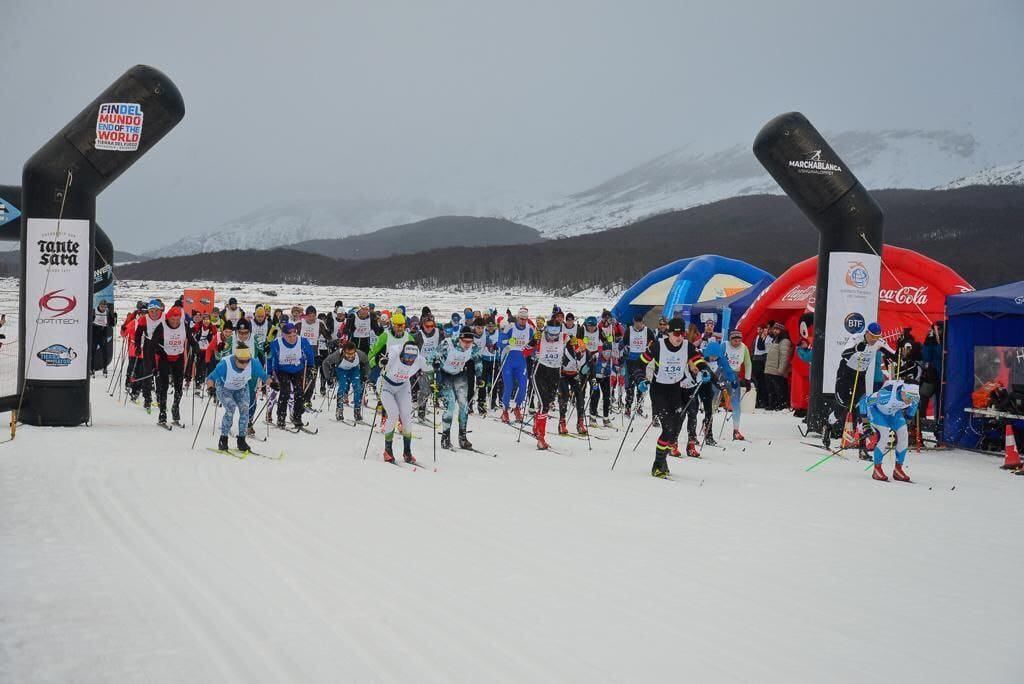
top-left (788, 149), bottom-right (843, 176)
top-left (844, 312), bottom-right (866, 334)
top-left (36, 237), bottom-right (82, 266)
top-left (844, 260), bottom-right (870, 289)
top-left (37, 344), bottom-right (77, 367)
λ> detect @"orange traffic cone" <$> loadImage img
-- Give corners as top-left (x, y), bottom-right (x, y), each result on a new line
top-left (1001, 424), bottom-right (1021, 470)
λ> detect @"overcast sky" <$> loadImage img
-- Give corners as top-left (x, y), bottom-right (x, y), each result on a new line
top-left (3, 0), bottom-right (1022, 252)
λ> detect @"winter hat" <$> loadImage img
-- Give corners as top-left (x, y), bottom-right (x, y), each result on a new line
top-left (147, 298), bottom-right (163, 310)
top-left (584, 316), bottom-right (598, 327)
top-left (421, 306), bottom-right (432, 317)
top-left (234, 344), bottom-right (252, 362)
top-left (305, 305), bottom-right (317, 315)
top-left (565, 312), bottom-right (575, 321)
top-left (235, 318), bottom-right (252, 332)
top-left (544, 323), bottom-right (561, 340)
top-left (166, 306), bottom-right (183, 319)
top-left (459, 326), bottom-right (475, 340)
top-left (668, 317), bottom-right (685, 334)
top-left (391, 312), bottom-right (406, 326)
top-left (866, 322), bottom-right (882, 336)
top-left (517, 307), bottom-right (529, 318)
top-left (135, 300), bottom-right (147, 311)
top-left (729, 329), bottom-right (743, 340)
top-left (228, 297), bottom-right (238, 305)
top-left (400, 343), bottom-right (419, 364)
top-left (281, 322), bottom-right (297, 334)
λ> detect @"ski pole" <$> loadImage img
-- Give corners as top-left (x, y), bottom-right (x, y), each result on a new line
top-left (516, 362), bottom-right (540, 444)
top-left (191, 393), bottom-right (214, 450)
top-left (611, 401), bottom-right (640, 470)
top-left (106, 339), bottom-right (126, 394)
top-left (432, 377), bottom-right (438, 463)
top-left (362, 391), bottom-right (383, 460)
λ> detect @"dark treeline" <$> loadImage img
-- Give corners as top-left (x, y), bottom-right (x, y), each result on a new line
top-left (117, 186), bottom-right (1024, 290)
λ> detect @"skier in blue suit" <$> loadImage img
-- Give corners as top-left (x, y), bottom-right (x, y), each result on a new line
top-left (858, 379), bottom-right (919, 482)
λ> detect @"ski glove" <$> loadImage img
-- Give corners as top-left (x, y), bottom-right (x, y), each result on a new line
top-left (207, 384), bottom-right (216, 398)
top-left (637, 380), bottom-right (650, 395)
top-left (741, 378), bottom-right (752, 390)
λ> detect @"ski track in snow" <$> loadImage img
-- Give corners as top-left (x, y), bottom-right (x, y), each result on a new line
top-left (2, 375), bottom-right (1023, 682)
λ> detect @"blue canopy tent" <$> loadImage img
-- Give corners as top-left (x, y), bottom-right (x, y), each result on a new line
top-left (688, 276), bottom-right (775, 333)
top-left (943, 281), bottom-right (1024, 448)
top-left (612, 255), bottom-right (774, 331)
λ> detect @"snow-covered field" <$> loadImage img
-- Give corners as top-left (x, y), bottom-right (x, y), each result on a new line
top-left (2, 373), bottom-right (1022, 682)
top-left (111, 279), bottom-right (620, 320)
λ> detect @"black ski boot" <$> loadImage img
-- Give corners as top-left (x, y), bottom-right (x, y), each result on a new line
top-left (651, 455), bottom-right (670, 479)
top-left (158, 410), bottom-right (168, 425)
top-left (441, 430), bottom-right (453, 450)
top-left (218, 435), bottom-right (230, 452)
top-left (458, 430), bottom-right (473, 450)
top-left (276, 416), bottom-right (286, 429)
top-left (236, 436), bottom-right (251, 454)
top-left (354, 406), bottom-right (363, 422)
top-left (336, 405), bottom-right (344, 422)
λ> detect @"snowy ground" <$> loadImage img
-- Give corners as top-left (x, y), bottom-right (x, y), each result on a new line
top-left (109, 279), bottom-right (621, 321)
top-left (2, 375), bottom-right (1022, 682)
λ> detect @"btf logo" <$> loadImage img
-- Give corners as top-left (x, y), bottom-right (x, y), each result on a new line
top-left (39, 289), bottom-right (77, 318)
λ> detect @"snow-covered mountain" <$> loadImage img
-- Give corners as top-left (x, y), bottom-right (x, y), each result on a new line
top-left (509, 130), bottom-right (1024, 237)
top-left (937, 160), bottom-right (1024, 189)
top-left (145, 199), bottom-right (446, 258)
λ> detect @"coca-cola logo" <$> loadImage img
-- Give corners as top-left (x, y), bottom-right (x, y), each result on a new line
top-left (782, 285), bottom-right (815, 303)
top-left (880, 286), bottom-right (929, 306)
top-left (39, 289), bottom-right (77, 317)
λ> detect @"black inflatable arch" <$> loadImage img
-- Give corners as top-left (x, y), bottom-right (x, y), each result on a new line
top-left (16, 65), bottom-right (184, 426)
top-left (753, 112), bottom-right (884, 432)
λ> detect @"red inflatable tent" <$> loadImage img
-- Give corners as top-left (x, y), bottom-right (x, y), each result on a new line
top-left (736, 246), bottom-right (973, 411)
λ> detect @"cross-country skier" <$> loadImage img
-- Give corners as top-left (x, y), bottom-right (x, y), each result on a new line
top-left (638, 317), bottom-right (691, 478)
top-left (435, 326), bottom-right (483, 449)
top-left (322, 341), bottom-right (369, 422)
top-left (206, 343), bottom-right (267, 454)
top-left (498, 307), bottom-right (536, 424)
top-left (558, 337), bottom-right (589, 435)
top-left (700, 340), bottom-right (737, 446)
top-left (267, 322), bottom-right (317, 429)
top-left (91, 299), bottom-right (116, 377)
top-left (412, 312), bottom-right (445, 422)
top-left (823, 321), bottom-right (897, 449)
top-left (145, 305), bottom-right (196, 427)
top-left (858, 379), bottom-right (919, 482)
top-left (530, 322), bottom-right (568, 450)
top-left (621, 312), bottom-right (655, 417)
top-left (473, 317), bottom-right (500, 414)
top-left (192, 313), bottom-right (219, 389)
top-left (722, 330), bottom-right (753, 440)
top-left (132, 299), bottom-right (166, 411)
top-left (588, 340), bottom-right (615, 427)
top-left (344, 303), bottom-right (382, 356)
top-left (379, 342), bottom-right (427, 464)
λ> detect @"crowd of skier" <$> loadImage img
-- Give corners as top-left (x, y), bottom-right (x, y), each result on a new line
top-left (94, 294), bottom-right (923, 480)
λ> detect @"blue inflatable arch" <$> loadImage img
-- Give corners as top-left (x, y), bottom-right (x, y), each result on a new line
top-left (612, 255), bottom-right (774, 330)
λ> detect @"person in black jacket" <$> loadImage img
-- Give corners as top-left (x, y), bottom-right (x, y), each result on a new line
top-left (91, 299), bottom-right (117, 377)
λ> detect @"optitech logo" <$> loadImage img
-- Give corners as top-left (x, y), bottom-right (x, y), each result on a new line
top-left (845, 261), bottom-right (870, 289)
top-left (844, 312), bottom-right (866, 334)
top-left (39, 289), bottom-right (78, 318)
top-left (788, 149), bottom-right (843, 176)
top-left (36, 344), bottom-right (77, 367)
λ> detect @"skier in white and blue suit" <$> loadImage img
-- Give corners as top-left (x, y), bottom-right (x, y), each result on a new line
top-left (858, 379), bottom-right (920, 483)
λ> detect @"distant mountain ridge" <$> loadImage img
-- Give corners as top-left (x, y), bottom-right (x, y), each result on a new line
top-left (288, 216), bottom-right (543, 259)
top-left (938, 160), bottom-right (1024, 189)
top-left (509, 129), bottom-right (1024, 237)
top-left (117, 185), bottom-right (1024, 291)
